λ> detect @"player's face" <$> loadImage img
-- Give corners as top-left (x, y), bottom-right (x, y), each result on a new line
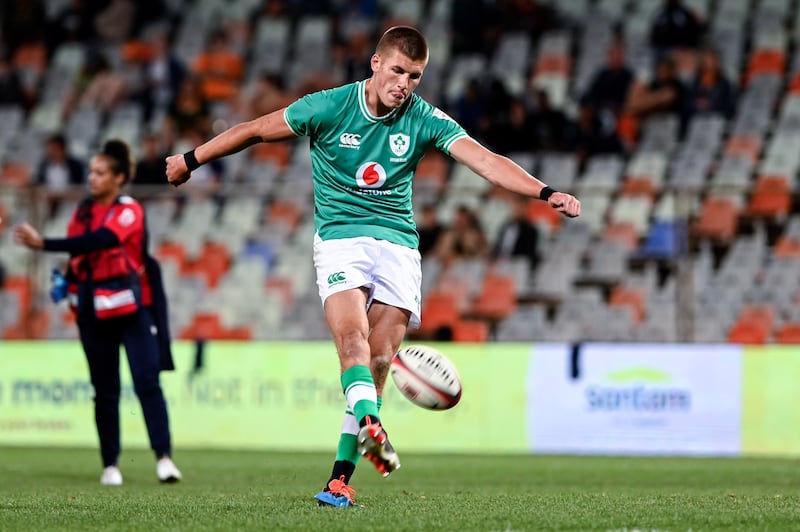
top-left (371, 48), bottom-right (427, 111)
top-left (88, 155), bottom-right (124, 200)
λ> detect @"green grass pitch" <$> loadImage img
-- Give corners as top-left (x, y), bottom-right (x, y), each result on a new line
top-left (1, 447), bottom-right (799, 531)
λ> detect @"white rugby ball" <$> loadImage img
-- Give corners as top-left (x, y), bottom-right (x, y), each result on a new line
top-left (390, 345), bottom-right (462, 410)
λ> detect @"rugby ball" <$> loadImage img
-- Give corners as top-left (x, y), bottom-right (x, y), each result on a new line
top-left (390, 345), bottom-right (462, 410)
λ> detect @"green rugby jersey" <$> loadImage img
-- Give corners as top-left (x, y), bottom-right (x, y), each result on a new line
top-left (284, 80), bottom-right (468, 248)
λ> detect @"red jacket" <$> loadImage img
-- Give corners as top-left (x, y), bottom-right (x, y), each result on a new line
top-left (67, 196), bottom-right (153, 306)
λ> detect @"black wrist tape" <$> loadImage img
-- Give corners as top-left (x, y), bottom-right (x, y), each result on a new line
top-left (540, 186), bottom-right (557, 201)
top-left (183, 149), bottom-right (201, 172)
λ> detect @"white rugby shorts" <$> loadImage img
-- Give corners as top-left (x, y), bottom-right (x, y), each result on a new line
top-left (313, 234), bottom-right (422, 328)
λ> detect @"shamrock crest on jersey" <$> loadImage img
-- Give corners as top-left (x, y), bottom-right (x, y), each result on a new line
top-left (389, 133), bottom-right (410, 157)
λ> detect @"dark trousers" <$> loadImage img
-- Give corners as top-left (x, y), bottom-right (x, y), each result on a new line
top-left (78, 307), bottom-right (172, 467)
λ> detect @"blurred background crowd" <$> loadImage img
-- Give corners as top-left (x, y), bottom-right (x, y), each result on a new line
top-left (1, 0), bottom-right (799, 345)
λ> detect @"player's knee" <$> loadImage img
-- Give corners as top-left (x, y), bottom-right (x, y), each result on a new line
top-left (335, 330), bottom-right (370, 366)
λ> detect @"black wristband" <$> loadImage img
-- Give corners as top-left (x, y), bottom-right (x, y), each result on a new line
top-left (183, 149), bottom-right (201, 172)
top-left (539, 186), bottom-right (557, 201)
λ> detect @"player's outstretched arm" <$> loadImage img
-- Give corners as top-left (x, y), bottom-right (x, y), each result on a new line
top-left (165, 108), bottom-right (296, 187)
top-left (448, 137), bottom-right (580, 217)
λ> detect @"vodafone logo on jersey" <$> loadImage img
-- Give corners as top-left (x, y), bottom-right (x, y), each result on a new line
top-left (355, 162), bottom-right (387, 188)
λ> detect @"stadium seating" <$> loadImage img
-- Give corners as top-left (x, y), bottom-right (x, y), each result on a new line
top-left (4, 0), bottom-right (800, 343)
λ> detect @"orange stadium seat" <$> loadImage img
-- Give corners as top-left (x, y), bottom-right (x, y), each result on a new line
top-left (746, 190), bottom-right (791, 219)
top-left (692, 198), bottom-right (738, 241)
top-left (739, 305), bottom-right (775, 329)
top-left (616, 113), bottom-right (639, 147)
top-left (1, 163), bottom-right (31, 187)
top-left (122, 40), bottom-right (154, 62)
top-left (527, 198), bottom-right (562, 231)
top-left (609, 285), bottom-right (645, 323)
top-left (619, 177), bottom-right (657, 198)
top-left (156, 241), bottom-right (188, 272)
top-left (746, 50), bottom-right (785, 80)
top-left (418, 291), bottom-right (460, 336)
top-left (0, 202), bottom-right (7, 232)
top-left (12, 42), bottom-right (46, 71)
top-left (727, 321), bottom-right (770, 344)
top-left (468, 273), bottom-right (517, 321)
top-left (224, 325), bottom-right (253, 340)
top-left (181, 312), bottom-right (223, 340)
top-left (185, 242), bottom-right (231, 288)
top-left (3, 276), bottom-right (33, 317)
top-left (755, 175), bottom-right (791, 192)
top-left (728, 305), bottom-right (775, 344)
top-left (252, 142), bottom-right (291, 168)
top-left (774, 236), bottom-right (800, 258)
top-left (415, 150), bottom-right (449, 192)
top-left (535, 55), bottom-right (571, 76)
top-left (603, 222), bottom-right (639, 250)
top-left (266, 200), bottom-right (301, 232)
top-left (775, 323), bottom-right (800, 344)
top-left (451, 319), bottom-right (490, 342)
top-left (723, 135), bottom-right (762, 162)
top-left (265, 276), bottom-right (294, 308)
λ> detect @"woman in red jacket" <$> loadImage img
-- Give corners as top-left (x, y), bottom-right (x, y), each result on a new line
top-left (14, 139), bottom-right (181, 486)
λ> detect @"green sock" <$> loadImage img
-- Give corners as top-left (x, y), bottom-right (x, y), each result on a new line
top-left (331, 392), bottom-right (384, 477)
top-left (341, 365), bottom-right (379, 424)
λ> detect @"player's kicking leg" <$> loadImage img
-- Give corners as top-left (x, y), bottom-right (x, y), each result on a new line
top-left (356, 301), bottom-right (409, 477)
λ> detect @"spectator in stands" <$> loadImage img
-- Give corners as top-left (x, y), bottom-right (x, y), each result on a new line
top-left (433, 204), bottom-right (490, 266)
top-left (191, 29), bottom-right (244, 102)
top-left (165, 26), bottom-right (579, 508)
top-left (1, 1), bottom-right (46, 55)
top-left (0, 54), bottom-right (27, 109)
top-left (134, 30), bottom-right (187, 123)
top-left (492, 194), bottom-right (539, 269)
top-left (134, 134), bottom-right (168, 186)
top-left (130, 0), bottom-right (168, 39)
top-left (78, 53), bottom-right (130, 114)
top-left (166, 77), bottom-right (211, 141)
top-left (93, 0), bottom-right (136, 43)
top-left (450, 0), bottom-right (497, 56)
top-left (36, 133), bottom-right (85, 216)
top-left (63, 51), bottom-right (128, 118)
top-left (47, 0), bottom-right (97, 52)
top-left (335, 28), bottom-right (375, 83)
top-left (484, 97), bottom-right (537, 154)
top-left (14, 139), bottom-right (181, 487)
top-left (496, 0), bottom-right (556, 39)
top-left (451, 78), bottom-right (485, 137)
top-left (237, 72), bottom-right (292, 121)
top-left (572, 105), bottom-right (626, 165)
top-left (649, 0), bottom-right (706, 58)
top-left (689, 46), bottom-right (736, 118)
top-left (483, 78), bottom-right (513, 139)
top-left (624, 56), bottom-right (691, 129)
top-left (580, 40), bottom-right (634, 136)
top-left (528, 90), bottom-right (572, 152)
top-left (416, 203), bottom-right (444, 257)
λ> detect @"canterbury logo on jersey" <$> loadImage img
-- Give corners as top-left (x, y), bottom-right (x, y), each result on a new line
top-left (339, 133), bottom-right (361, 148)
top-left (327, 271), bottom-right (346, 284)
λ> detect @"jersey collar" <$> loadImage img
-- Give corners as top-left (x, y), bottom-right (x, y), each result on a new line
top-left (357, 79), bottom-right (401, 123)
